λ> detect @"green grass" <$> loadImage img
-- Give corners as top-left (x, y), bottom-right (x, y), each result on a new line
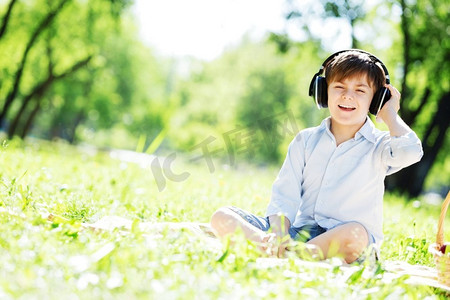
top-left (0, 138), bottom-right (448, 299)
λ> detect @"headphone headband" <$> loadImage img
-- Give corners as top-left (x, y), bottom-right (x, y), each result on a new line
top-left (314, 49), bottom-right (390, 84)
top-left (308, 49), bottom-right (392, 115)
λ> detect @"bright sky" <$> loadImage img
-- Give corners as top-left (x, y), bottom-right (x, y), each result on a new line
top-left (132, 0), bottom-right (287, 61)
top-left (131, 0), bottom-right (382, 61)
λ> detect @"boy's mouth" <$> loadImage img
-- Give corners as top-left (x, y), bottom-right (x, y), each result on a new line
top-left (338, 104), bottom-right (356, 111)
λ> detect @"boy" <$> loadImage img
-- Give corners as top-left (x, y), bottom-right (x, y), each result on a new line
top-left (210, 50), bottom-right (423, 263)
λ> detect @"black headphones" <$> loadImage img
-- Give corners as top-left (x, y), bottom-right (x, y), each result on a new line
top-left (308, 49), bottom-right (391, 115)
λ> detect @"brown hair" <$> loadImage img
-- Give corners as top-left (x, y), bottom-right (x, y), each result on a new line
top-left (324, 50), bottom-right (386, 91)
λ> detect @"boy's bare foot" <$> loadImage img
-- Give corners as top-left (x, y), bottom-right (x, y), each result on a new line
top-left (257, 233), bottom-right (277, 256)
top-left (286, 241), bottom-right (325, 261)
top-left (257, 233), bottom-right (295, 258)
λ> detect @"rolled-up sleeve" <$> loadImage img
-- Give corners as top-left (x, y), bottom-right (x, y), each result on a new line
top-left (381, 131), bottom-right (424, 175)
top-left (266, 135), bottom-right (305, 224)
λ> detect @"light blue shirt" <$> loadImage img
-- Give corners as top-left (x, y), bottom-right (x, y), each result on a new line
top-left (266, 117), bottom-right (423, 246)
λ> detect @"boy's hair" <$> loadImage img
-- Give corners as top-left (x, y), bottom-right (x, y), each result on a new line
top-left (324, 50), bottom-right (386, 91)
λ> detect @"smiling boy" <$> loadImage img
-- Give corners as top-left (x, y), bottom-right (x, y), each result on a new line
top-left (210, 50), bottom-right (423, 263)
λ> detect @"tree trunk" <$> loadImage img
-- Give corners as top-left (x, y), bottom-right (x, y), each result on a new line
top-left (68, 110), bottom-right (86, 143)
top-left (7, 77), bottom-right (53, 138)
top-left (20, 100), bottom-right (42, 139)
top-left (9, 29), bottom-right (55, 138)
top-left (350, 18), bottom-right (358, 49)
top-left (0, 0), bottom-right (18, 40)
top-left (386, 92), bottom-right (450, 197)
top-left (399, 0), bottom-right (411, 117)
top-left (8, 55), bottom-right (91, 138)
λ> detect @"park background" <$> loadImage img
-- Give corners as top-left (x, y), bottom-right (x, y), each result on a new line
top-left (0, 0), bottom-right (449, 298)
top-left (0, 0), bottom-right (448, 197)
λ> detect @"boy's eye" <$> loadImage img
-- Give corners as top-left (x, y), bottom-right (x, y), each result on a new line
top-left (356, 89), bottom-right (365, 93)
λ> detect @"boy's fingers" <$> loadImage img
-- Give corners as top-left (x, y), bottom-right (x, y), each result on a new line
top-left (278, 245), bottom-right (288, 258)
top-left (386, 84), bottom-right (401, 100)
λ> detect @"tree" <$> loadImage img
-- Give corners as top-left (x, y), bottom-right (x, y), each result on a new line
top-left (0, 0), bottom-right (71, 129)
top-left (0, 0), bottom-right (135, 141)
top-left (384, 0), bottom-right (450, 196)
top-left (167, 39), bottom-right (301, 163)
top-left (237, 68), bottom-right (292, 162)
top-left (284, 0), bottom-right (366, 49)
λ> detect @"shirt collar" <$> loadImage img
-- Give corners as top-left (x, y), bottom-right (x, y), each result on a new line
top-left (356, 116), bottom-right (377, 143)
top-left (320, 116), bottom-right (377, 144)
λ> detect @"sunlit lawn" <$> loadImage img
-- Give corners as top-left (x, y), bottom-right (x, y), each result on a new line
top-left (0, 139), bottom-right (448, 299)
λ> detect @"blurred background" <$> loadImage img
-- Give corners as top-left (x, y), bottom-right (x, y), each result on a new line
top-left (0, 0), bottom-right (448, 197)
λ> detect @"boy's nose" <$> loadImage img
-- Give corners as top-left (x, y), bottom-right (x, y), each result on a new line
top-left (342, 91), bottom-right (354, 100)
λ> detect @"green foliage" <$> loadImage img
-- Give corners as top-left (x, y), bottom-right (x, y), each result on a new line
top-left (168, 39), bottom-right (324, 164)
top-left (1, 0), bottom-right (447, 193)
top-left (0, 0), bottom-right (170, 150)
top-left (236, 67), bottom-right (292, 161)
top-left (47, 5), bottom-right (170, 147)
top-left (167, 40), bottom-right (269, 150)
top-left (0, 140), bottom-right (448, 298)
top-left (381, 193), bottom-right (447, 266)
top-left (383, 0), bottom-right (450, 195)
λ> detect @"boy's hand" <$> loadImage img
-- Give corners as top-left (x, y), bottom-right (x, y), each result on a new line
top-left (260, 232), bottom-right (291, 257)
top-left (375, 84), bottom-right (413, 137)
top-left (267, 214), bottom-right (291, 257)
top-left (376, 84), bottom-right (401, 124)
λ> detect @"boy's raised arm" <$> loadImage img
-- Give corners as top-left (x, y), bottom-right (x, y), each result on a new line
top-left (377, 84), bottom-right (423, 173)
top-left (376, 84), bottom-right (412, 137)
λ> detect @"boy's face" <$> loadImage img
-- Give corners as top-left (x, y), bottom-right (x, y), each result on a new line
top-left (327, 74), bottom-right (375, 130)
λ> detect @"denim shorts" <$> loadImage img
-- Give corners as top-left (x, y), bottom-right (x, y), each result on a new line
top-left (227, 205), bottom-right (377, 261)
top-left (227, 206), bottom-right (326, 242)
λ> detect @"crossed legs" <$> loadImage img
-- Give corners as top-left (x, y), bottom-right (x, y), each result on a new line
top-left (210, 207), bottom-right (268, 244)
top-left (306, 222), bottom-right (369, 263)
top-left (210, 206), bottom-right (370, 263)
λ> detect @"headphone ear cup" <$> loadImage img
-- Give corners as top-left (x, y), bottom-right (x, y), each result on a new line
top-left (370, 87), bottom-right (391, 115)
top-left (316, 76), bottom-right (328, 108)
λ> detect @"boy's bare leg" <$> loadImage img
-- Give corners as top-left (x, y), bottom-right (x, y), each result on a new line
top-left (210, 207), bottom-right (269, 245)
top-left (306, 222), bottom-right (369, 263)
top-left (47, 213), bottom-right (217, 238)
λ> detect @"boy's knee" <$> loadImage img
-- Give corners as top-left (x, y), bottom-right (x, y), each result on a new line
top-left (210, 206), bottom-right (236, 229)
top-left (340, 222), bottom-right (369, 262)
top-left (346, 222), bottom-right (369, 245)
